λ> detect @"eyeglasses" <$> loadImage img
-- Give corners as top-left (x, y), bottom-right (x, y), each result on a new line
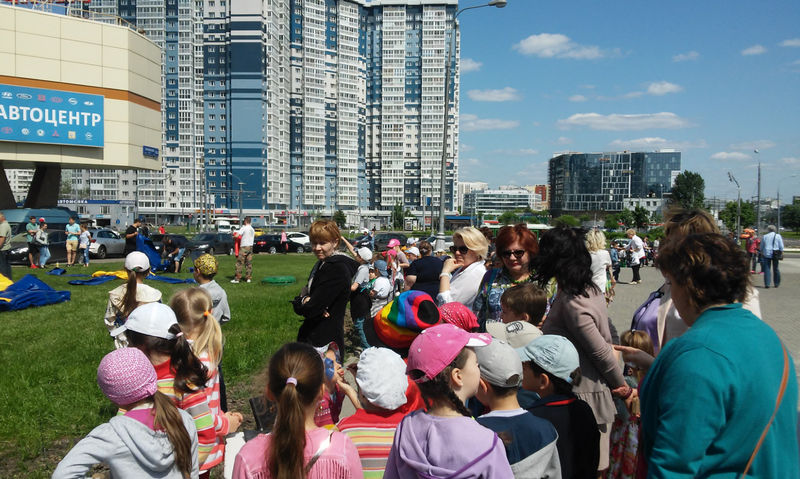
top-left (450, 245), bottom-right (470, 255)
top-left (500, 249), bottom-right (525, 259)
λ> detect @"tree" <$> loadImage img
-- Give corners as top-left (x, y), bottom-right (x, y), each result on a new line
top-left (604, 214), bottom-right (619, 230)
top-left (498, 210), bottom-right (521, 225)
top-left (59, 179), bottom-right (73, 198)
top-left (670, 171), bottom-right (705, 209)
top-left (650, 210), bottom-right (663, 224)
top-left (333, 209), bottom-right (347, 228)
top-left (553, 215), bottom-right (580, 227)
top-left (391, 201), bottom-right (405, 230)
top-left (633, 206), bottom-right (650, 231)
top-left (618, 209), bottom-right (634, 228)
top-left (719, 201), bottom-right (755, 233)
top-left (782, 203), bottom-right (800, 232)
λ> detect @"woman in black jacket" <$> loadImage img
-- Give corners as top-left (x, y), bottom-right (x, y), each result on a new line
top-left (294, 220), bottom-right (358, 354)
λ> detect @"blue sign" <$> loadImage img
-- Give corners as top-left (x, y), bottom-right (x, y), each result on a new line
top-left (0, 83), bottom-right (104, 148)
top-left (142, 146), bottom-right (159, 158)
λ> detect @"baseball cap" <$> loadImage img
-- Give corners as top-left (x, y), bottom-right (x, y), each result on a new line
top-left (405, 246), bottom-right (420, 257)
top-left (97, 347), bottom-right (157, 405)
top-left (387, 238), bottom-right (401, 248)
top-left (356, 347), bottom-right (408, 410)
top-left (109, 302), bottom-right (179, 340)
top-left (38, 217), bottom-right (45, 223)
top-left (406, 323), bottom-right (492, 383)
top-left (124, 251), bottom-right (151, 273)
top-left (486, 320), bottom-right (543, 349)
top-left (439, 302), bottom-right (479, 332)
top-left (357, 247), bottom-right (373, 262)
top-left (193, 253), bottom-right (218, 276)
top-left (475, 339), bottom-right (522, 388)
top-left (371, 259), bottom-right (389, 277)
top-left (517, 335), bottom-right (580, 383)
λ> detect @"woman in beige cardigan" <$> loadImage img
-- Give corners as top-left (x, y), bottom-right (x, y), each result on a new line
top-left (532, 226), bottom-right (633, 473)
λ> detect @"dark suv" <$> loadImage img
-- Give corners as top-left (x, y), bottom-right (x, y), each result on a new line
top-left (254, 234), bottom-right (307, 254)
top-left (190, 232), bottom-right (235, 255)
top-left (374, 232), bottom-right (408, 252)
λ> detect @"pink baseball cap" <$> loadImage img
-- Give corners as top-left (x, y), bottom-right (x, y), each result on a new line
top-left (387, 238), bottom-right (401, 248)
top-left (406, 323), bottom-right (492, 383)
top-left (97, 348), bottom-right (157, 405)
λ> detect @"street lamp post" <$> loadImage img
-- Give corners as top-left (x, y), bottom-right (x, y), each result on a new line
top-left (777, 174), bottom-right (798, 232)
top-left (728, 172), bottom-right (741, 240)
top-left (755, 149), bottom-right (761, 234)
top-left (231, 172), bottom-right (254, 222)
top-left (435, 0), bottom-right (506, 250)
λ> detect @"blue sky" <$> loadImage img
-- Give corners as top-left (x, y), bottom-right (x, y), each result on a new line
top-left (456, 0), bottom-right (800, 204)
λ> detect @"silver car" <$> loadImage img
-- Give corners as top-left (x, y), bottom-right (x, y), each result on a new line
top-left (89, 228), bottom-right (125, 259)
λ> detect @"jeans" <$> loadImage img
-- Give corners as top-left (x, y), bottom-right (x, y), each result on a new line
top-left (82, 246), bottom-right (90, 265)
top-left (353, 316), bottom-right (371, 350)
top-left (39, 246), bottom-right (51, 268)
top-left (762, 256), bottom-right (780, 287)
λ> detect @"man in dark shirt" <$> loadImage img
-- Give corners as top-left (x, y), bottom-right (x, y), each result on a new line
top-left (163, 235), bottom-right (187, 273)
top-left (123, 218), bottom-right (141, 255)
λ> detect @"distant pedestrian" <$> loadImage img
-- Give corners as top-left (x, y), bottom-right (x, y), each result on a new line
top-left (26, 215), bottom-right (39, 268)
top-left (0, 213), bottom-right (12, 279)
top-left (159, 224), bottom-right (166, 235)
top-left (280, 230), bottom-right (288, 254)
top-left (79, 224), bottom-right (91, 267)
top-left (36, 222), bottom-right (50, 268)
top-left (760, 225), bottom-right (784, 288)
top-left (609, 240), bottom-right (620, 282)
top-left (123, 218), bottom-right (141, 255)
top-left (65, 216), bottom-right (81, 266)
top-left (624, 229), bottom-right (645, 284)
top-left (231, 217), bottom-right (254, 283)
top-left (746, 231), bottom-right (761, 273)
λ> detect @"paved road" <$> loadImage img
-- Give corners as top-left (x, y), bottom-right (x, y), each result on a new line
top-left (609, 253), bottom-right (800, 399)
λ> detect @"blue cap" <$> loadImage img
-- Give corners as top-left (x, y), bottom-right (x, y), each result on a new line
top-left (372, 259), bottom-right (389, 277)
top-left (517, 335), bottom-right (580, 383)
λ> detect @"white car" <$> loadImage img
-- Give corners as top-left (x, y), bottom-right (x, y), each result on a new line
top-left (89, 228), bottom-right (125, 259)
top-left (286, 232), bottom-right (310, 246)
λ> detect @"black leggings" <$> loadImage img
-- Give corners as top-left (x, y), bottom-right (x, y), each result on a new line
top-left (631, 265), bottom-right (641, 283)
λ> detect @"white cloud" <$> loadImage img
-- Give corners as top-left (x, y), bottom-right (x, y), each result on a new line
top-left (569, 94), bottom-right (588, 102)
top-left (711, 151), bottom-right (751, 161)
top-left (557, 112), bottom-right (691, 131)
top-left (460, 114), bottom-right (519, 132)
top-left (729, 140), bottom-right (776, 151)
top-left (492, 148), bottom-right (539, 156)
top-left (513, 33), bottom-right (618, 60)
top-left (673, 51), bottom-right (700, 62)
top-left (646, 81), bottom-right (683, 95)
top-left (741, 44), bottom-right (767, 56)
top-left (556, 136), bottom-right (573, 145)
top-left (780, 38), bottom-right (800, 47)
top-left (467, 87), bottom-right (521, 102)
top-left (461, 58), bottom-right (483, 73)
top-left (608, 137), bottom-right (707, 150)
top-left (460, 144), bottom-right (475, 153)
top-left (780, 157), bottom-right (800, 165)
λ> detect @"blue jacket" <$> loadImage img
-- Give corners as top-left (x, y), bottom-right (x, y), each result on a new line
top-left (641, 303), bottom-right (799, 478)
top-left (760, 232), bottom-right (784, 259)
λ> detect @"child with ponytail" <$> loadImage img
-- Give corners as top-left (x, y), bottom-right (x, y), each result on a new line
top-left (111, 302), bottom-right (216, 474)
top-left (384, 323), bottom-right (513, 478)
top-left (171, 287), bottom-right (243, 473)
top-left (105, 251), bottom-right (162, 348)
top-left (232, 342), bottom-right (363, 479)
top-left (53, 347), bottom-right (199, 478)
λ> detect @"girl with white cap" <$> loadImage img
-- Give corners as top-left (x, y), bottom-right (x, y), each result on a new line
top-left (104, 251), bottom-right (162, 349)
top-left (53, 347), bottom-right (199, 478)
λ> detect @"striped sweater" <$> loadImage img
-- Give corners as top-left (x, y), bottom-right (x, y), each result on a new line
top-left (195, 349), bottom-right (228, 470)
top-left (336, 408), bottom-right (407, 478)
top-left (154, 359), bottom-right (216, 468)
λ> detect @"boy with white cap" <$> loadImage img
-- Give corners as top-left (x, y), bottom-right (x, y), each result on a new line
top-left (518, 335), bottom-right (599, 479)
top-left (347, 246), bottom-right (374, 350)
top-left (337, 347), bottom-right (421, 477)
top-left (475, 339), bottom-right (561, 479)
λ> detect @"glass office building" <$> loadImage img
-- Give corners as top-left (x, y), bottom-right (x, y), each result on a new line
top-left (549, 151), bottom-right (681, 216)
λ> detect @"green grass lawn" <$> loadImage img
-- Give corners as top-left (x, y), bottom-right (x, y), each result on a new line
top-left (0, 253), bottom-right (317, 478)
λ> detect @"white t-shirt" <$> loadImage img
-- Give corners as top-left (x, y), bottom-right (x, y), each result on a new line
top-left (436, 260), bottom-right (487, 309)
top-left (237, 224), bottom-right (255, 247)
top-left (590, 250), bottom-right (612, 292)
top-left (626, 235), bottom-right (645, 264)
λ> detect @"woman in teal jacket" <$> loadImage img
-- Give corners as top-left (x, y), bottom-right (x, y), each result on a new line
top-left (642, 233), bottom-right (798, 478)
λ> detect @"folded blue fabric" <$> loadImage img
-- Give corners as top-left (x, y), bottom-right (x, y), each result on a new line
top-left (67, 275), bottom-right (119, 286)
top-left (0, 274), bottom-right (70, 311)
top-left (145, 274), bottom-right (197, 284)
top-left (47, 268), bottom-right (66, 275)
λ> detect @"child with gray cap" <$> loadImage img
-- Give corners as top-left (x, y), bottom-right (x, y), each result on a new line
top-left (475, 339), bottom-right (561, 479)
top-left (369, 259), bottom-right (393, 318)
top-left (518, 335), bottom-right (599, 479)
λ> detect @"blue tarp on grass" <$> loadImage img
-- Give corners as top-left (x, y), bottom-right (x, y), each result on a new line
top-left (137, 235), bottom-right (170, 272)
top-left (0, 275), bottom-right (70, 312)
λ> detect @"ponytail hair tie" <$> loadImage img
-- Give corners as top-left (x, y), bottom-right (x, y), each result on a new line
top-left (285, 377), bottom-right (298, 386)
top-left (175, 332), bottom-right (184, 338)
top-left (203, 310), bottom-right (211, 318)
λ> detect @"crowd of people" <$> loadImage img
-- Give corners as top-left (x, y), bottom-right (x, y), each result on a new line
top-left (52, 209), bottom-right (797, 479)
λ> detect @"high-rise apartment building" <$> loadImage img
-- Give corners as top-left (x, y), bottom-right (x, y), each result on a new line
top-left (549, 150), bottom-right (681, 216)
top-left (70, 0), bottom-right (459, 223)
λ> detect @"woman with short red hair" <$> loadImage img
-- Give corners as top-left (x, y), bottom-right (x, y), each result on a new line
top-left (473, 224), bottom-right (540, 329)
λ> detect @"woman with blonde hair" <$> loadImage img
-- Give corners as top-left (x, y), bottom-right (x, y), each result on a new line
top-left (437, 226), bottom-right (489, 309)
top-left (586, 229), bottom-right (615, 303)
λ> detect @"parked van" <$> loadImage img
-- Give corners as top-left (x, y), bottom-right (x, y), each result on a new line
top-left (215, 219), bottom-right (232, 233)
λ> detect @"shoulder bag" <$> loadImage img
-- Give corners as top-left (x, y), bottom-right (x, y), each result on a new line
top-left (772, 234), bottom-right (783, 261)
top-left (739, 343), bottom-right (790, 478)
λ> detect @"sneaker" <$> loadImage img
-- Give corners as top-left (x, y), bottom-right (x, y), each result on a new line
top-left (246, 279), bottom-right (251, 283)
top-left (230, 279), bottom-right (240, 284)
top-left (30, 264), bottom-right (38, 269)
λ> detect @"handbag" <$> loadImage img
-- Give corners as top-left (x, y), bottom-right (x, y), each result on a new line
top-left (739, 343), bottom-right (790, 478)
top-left (772, 234), bottom-right (783, 260)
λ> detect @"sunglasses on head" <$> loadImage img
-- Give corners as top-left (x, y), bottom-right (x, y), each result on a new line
top-left (500, 249), bottom-right (525, 259)
top-left (450, 245), bottom-right (470, 255)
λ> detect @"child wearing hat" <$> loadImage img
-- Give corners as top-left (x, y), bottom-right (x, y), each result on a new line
top-left (105, 252), bottom-right (163, 349)
top-left (337, 347), bottom-right (424, 477)
top-left (53, 348), bottom-right (199, 478)
top-left (474, 340), bottom-right (561, 479)
top-left (518, 335), bottom-right (599, 479)
top-left (369, 259), bottom-right (393, 319)
top-left (193, 254), bottom-right (231, 324)
top-left (384, 323), bottom-right (512, 478)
